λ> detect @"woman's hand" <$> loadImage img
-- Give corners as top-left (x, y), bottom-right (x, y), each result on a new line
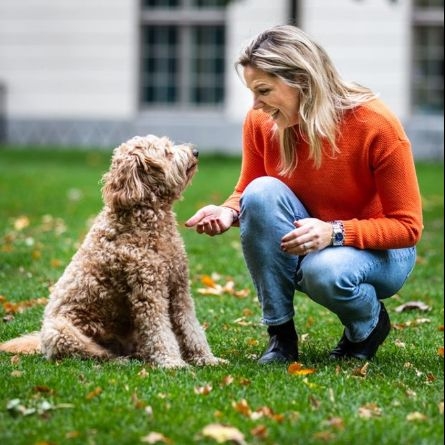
top-left (281, 218), bottom-right (332, 255)
top-left (185, 205), bottom-right (236, 236)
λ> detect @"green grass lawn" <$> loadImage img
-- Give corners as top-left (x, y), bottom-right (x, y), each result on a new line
top-left (0, 147), bottom-right (443, 445)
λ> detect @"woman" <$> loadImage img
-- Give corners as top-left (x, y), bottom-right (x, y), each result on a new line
top-left (186, 25), bottom-right (423, 364)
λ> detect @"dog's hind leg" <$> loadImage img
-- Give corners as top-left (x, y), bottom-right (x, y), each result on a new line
top-left (0, 332), bottom-right (41, 354)
top-left (41, 318), bottom-right (114, 360)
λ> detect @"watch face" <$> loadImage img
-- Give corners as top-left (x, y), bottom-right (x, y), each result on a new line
top-left (335, 232), bottom-right (343, 242)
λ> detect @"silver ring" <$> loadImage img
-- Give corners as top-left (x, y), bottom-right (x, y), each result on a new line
top-left (304, 243), bottom-right (308, 250)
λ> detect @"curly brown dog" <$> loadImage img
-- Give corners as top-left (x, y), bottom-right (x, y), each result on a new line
top-left (0, 135), bottom-right (224, 368)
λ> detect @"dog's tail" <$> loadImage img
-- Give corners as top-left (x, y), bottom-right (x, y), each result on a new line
top-left (0, 332), bottom-right (41, 354)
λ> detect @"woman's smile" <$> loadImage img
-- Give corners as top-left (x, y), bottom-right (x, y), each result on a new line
top-left (243, 65), bottom-right (300, 128)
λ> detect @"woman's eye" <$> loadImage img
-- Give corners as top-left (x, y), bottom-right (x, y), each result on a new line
top-left (258, 89), bottom-right (269, 95)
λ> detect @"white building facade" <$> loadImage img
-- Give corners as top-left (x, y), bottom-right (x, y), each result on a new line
top-left (0, 0), bottom-right (443, 158)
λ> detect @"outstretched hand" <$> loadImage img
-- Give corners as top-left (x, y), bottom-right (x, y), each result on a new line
top-left (185, 205), bottom-right (234, 236)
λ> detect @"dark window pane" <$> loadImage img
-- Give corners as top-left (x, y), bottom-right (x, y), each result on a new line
top-left (192, 0), bottom-right (228, 8)
top-left (414, 0), bottom-right (443, 7)
top-left (141, 26), bottom-right (179, 104)
top-left (190, 25), bottom-right (225, 104)
top-left (142, 0), bottom-right (179, 8)
top-left (412, 25), bottom-right (444, 112)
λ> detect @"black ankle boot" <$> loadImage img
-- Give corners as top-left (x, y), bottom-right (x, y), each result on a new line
top-left (258, 321), bottom-right (298, 364)
top-left (329, 302), bottom-right (391, 360)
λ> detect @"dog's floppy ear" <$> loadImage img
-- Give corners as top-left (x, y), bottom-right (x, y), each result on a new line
top-left (101, 144), bottom-right (161, 210)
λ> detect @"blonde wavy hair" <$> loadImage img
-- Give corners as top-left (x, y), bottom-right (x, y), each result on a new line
top-left (236, 25), bottom-right (377, 175)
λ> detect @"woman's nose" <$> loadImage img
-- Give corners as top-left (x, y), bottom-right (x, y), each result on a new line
top-left (252, 97), bottom-right (263, 110)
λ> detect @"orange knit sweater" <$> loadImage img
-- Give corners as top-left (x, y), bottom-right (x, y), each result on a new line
top-left (222, 99), bottom-right (423, 249)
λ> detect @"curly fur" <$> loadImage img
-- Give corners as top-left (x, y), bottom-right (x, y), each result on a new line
top-left (0, 135), bottom-right (224, 368)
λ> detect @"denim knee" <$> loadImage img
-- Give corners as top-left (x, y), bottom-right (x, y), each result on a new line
top-left (296, 249), bottom-right (348, 306)
top-left (241, 177), bottom-right (285, 214)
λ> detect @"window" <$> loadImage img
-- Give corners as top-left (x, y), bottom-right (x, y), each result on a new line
top-left (412, 0), bottom-right (444, 113)
top-left (140, 0), bottom-right (227, 108)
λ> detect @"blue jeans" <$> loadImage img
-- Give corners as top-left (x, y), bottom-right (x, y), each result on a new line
top-left (239, 177), bottom-right (416, 342)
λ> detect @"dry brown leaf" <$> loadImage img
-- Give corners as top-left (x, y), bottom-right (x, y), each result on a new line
top-left (65, 431), bottom-right (80, 439)
top-left (197, 275), bottom-right (249, 298)
top-left (392, 318), bottom-right (431, 329)
top-left (31, 250), bottom-right (41, 260)
top-left (405, 389), bottom-right (417, 398)
top-left (313, 431), bottom-right (335, 441)
top-left (352, 362), bottom-right (369, 377)
top-left (138, 368), bottom-right (149, 378)
top-left (300, 333), bottom-right (309, 343)
top-left (32, 385), bottom-right (54, 394)
top-left (232, 399), bottom-right (251, 417)
top-left (85, 387), bottom-right (102, 400)
top-left (394, 301), bottom-right (431, 313)
top-left (426, 373), bottom-right (436, 382)
top-left (233, 317), bottom-right (255, 326)
top-left (242, 308), bottom-right (253, 317)
top-left (131, 392), bottom-right (146, 409)
top-left (288, 362), bottom-right (316, 376)
top-left (251, 424), bottom-right (268, 439)
top-left (201, 423), bottom-right (246, 445)
top-left (221, 375), bottom-right (234, 386)
top-left (14, 216), bottom-right (30, 231)
top-left (214, 410), bottom-right (224, 418)
top-left (2, 297), bottom-right (48, 314)
top-left (358, 403), bottom-right (382, 418)
top-left (50, 258), bottom-right (62, 268)
top-left (437, 347), bottom-right (444, 357)
top-left (394, 339), bottom-right (406, 348)
top-left (246, 338), bottom-right (259, 347)
top-left (324, 416), bottom-right (345, 430)
top-left (309, 395), bottom-right (321, 410)
top-left (10, 355), bottom-right (20, 365)
top-left (194, 384), bottom-right (212, 395)
top-left (406, 411), bottom-right (428, 422)
top-left (201, 274), bottom-right (217, 287)
top-left (140, 432), bottom-right (172, 444)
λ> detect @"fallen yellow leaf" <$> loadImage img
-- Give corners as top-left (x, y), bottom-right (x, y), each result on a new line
top-left (288, 362), bottom-right (316, 376)
top-left (358, 403), bottom-right (382, 418)
top-left (406, 411), bottom-right (428, 422)
top-left (85, 387), bottom-right (102, 400)
top-left (14, 216), bottom-right (30, 231)
top-left (201, 423), bottom-right (246, 445)
top-left (352, 362), bottom-right (369, 377)
top-left (140, 432), bottom-right (172, 444)
top-left (194, 384), bottom-right (212, 395)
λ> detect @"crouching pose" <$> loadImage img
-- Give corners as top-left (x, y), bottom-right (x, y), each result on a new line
top-left (186, 25), bottom-right (422, 364)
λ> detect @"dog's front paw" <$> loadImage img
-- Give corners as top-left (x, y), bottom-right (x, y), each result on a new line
top-left (159, 358), bottom-right (190, 369)
top-left (190, 355), bottom-right (229, 366)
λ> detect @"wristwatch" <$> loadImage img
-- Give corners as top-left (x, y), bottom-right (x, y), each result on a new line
top-left (330, 220), bottom-right (344, 246)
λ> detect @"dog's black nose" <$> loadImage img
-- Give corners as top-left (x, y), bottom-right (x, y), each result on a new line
top-left (192, 148), bottom-right (199, 158)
